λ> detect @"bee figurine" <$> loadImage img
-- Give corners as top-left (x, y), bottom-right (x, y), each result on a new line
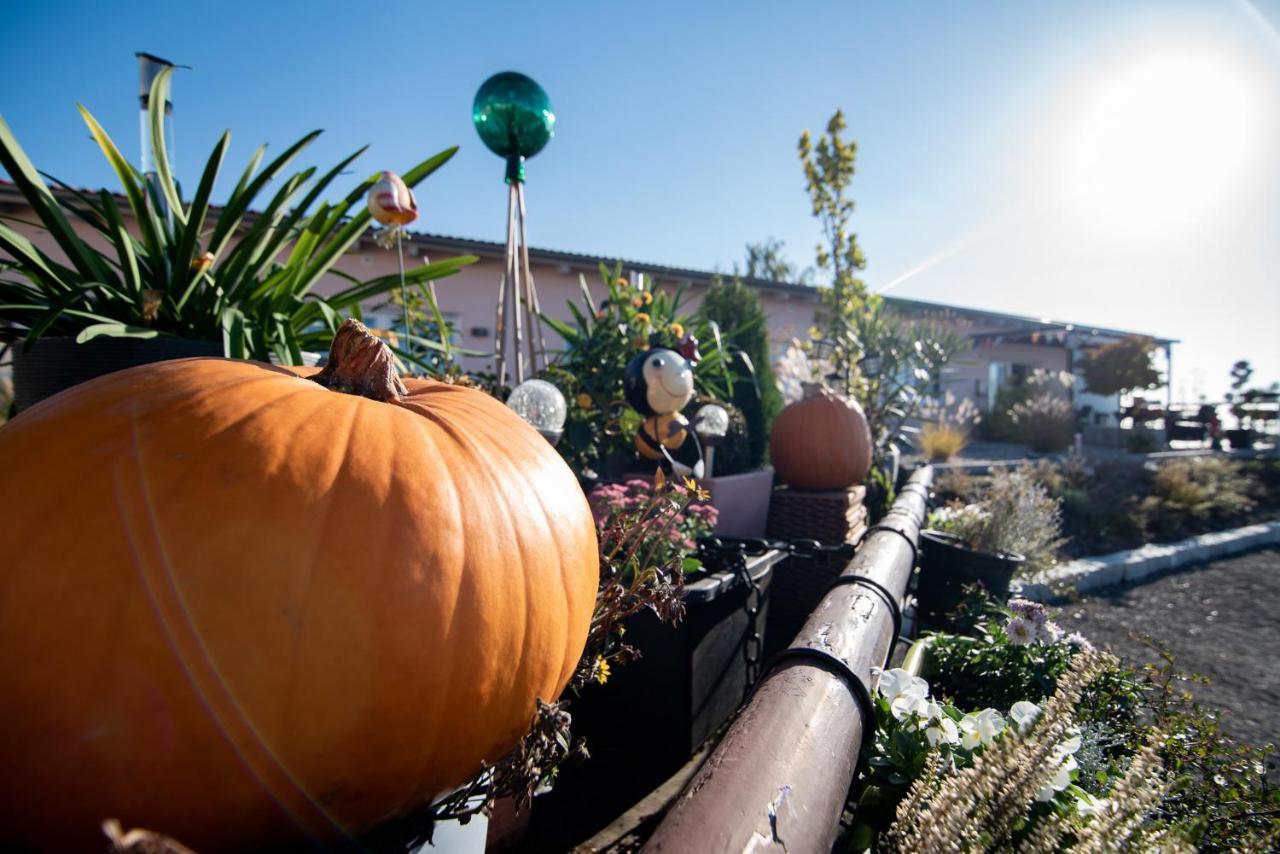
top-left (622, 334), bottom-right (706, 478)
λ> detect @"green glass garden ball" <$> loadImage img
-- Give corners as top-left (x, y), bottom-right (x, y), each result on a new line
top-left (472, 71), bottom-right (556, 160)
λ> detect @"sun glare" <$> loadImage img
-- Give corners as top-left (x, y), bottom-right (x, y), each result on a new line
top-left (1053, 46), bottom-right (1267, 236)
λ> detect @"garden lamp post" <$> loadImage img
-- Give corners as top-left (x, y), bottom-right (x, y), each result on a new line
top-left (473, 71), bottom-right (556, 387)
top-left (507, 378), bottom-right (567, 446)
top-left (694, 403), bottom-right (730, 478)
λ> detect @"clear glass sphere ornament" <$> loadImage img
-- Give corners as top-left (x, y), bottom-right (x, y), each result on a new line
top-left (507, 379), bottom-right (567, 445)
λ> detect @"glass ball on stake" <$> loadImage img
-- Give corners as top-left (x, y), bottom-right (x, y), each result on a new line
top-left (507, 379), bottom-right (567, 445)
top-left (693, 403), bottom-right (730, 478)
top-left (473, 71), bottom-right (556, 387)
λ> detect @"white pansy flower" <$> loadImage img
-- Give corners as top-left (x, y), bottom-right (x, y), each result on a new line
top-left (873, 668), bottom-right (928, 702)
top-left (924, 715), bottom-right (961, 747)
top-left (872, 667), bottom-right (931, 722)
top-left (1009, 700), bottom-right (1041, 734)
top-left (1036, 754), bottom-right (1079, 801)
top-left (891, 693), bottom-right (929, 722)
top-left (959, 708), bottom-right (1006, 750)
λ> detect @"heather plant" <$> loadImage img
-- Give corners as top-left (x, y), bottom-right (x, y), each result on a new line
top-left (895, 591), bottom-right (1280, 851)
top-left (588, 476), bottom-right (717, 578)
top-left (847, 659), bottom-right (1092, 849)
top-left (928, 469), bottom-right (1063, 573)
top-left (881, 651), bottom-right (1124, 852)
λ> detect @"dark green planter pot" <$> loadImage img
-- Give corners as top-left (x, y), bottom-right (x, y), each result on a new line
top-left (10, 336), bottom-right (223, 413)
top-left (916, 530), bottom-right (1025, 628)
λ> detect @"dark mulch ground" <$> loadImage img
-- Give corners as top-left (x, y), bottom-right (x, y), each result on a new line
top-left (1061, 547), bottom-right (1280, 758)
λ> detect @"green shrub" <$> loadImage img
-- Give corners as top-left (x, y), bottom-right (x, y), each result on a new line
top-left (1126, 429), bottom-right (1161, 454)
top-left (1137, 457), bottom-right (1258, 539)
top-left (695, 277), bottom-right (782, 470)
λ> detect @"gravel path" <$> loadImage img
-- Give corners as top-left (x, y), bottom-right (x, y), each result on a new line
top-left (1061, 547), bottom-right (1279, 756)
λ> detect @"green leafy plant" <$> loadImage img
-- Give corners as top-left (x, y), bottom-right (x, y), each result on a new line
top-left (1137, 456), bottom-right (1258, 539)
top-left (0, 67), bottom-right (475, 367)
top-left (541, 262), bottom-right (736, 479)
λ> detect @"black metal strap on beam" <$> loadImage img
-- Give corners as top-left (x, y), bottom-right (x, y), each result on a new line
top-left (757, 646), bottom-right (876, 733)
top-left (856, 523), bottom-right (919, 569)
top-left (824, 575), bottom-right (902, 664)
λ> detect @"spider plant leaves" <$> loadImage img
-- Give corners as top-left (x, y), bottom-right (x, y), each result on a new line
top-left (0, 115), bottom-right (109, 285)
top-left (75, 323), bottom-right (164, 343)
top-left (0, 101), bottom-right (465, 363)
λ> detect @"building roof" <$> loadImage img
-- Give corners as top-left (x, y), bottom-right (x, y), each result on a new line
top-left (0, 179), bottom-right (1177, 344)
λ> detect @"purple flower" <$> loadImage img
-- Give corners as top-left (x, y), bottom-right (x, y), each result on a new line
top-left (1005, 617), bottom-right (1036, 646)
top-left (1066, 632), bottom-right (1095, 652)
top-left (1008, 598), bottom-right (1049, 625)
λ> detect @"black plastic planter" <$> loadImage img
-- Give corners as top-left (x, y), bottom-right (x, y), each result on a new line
top-left (529, 551), bottom-right (783, 846)
top-left (915, 529), bottom-right (1025, 628)
top-left (11, 336), bottom-right (224, 413)
top-left (1225, 428), bottom-right (1254, 451)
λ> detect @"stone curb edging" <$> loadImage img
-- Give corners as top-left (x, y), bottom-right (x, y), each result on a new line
top-left (1014, 520), bottom-right (1280, 602)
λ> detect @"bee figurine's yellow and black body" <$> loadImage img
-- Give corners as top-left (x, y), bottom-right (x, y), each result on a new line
top-left (622, 337), bottom-right (706, 478)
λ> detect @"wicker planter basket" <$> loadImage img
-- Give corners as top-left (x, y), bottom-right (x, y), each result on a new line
top-left (763, 487), bottom-right (868, 659)
top-left (767, 485), bottom-right (868, 545)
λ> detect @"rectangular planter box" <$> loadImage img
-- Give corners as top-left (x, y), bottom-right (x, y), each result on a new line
top-left (525, 550), bottom-right (785, 847)
top-left (704, 468), bottom-right (774, 538)
top-left (566, 549), bottom-right (783, 775)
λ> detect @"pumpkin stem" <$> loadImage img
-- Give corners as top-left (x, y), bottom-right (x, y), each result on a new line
top-left (801, 381), bottom-right (827, 399)
top-left (310, 319), bottom-right (408, 402)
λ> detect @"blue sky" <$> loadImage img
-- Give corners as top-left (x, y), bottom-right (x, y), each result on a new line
top-left (4, 0), bottom-right (1278, 399)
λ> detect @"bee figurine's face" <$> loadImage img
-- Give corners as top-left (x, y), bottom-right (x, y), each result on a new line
top-left (624, 347), bottom-right (695, 416)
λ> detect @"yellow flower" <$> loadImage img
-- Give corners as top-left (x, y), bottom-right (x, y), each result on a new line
top-left (617, 277), bottom-right (630, 288)
top-left (670, 322), bottom-right (685, 339)
top-left (633, 312), bottom-right (651, 327)
top-left (642, 291), bottom-right (653, 305)
top-left (632, 296), bottom-right (644, 308)
top-left (654, 467), bottom-right (666, 491)
top-left (594, 656), bottom-right (611, 685)
top-left (808, 326), bottom-right (822, 340)
top-left (575, 393), bottom-right (594, 409)
top-left (684, 476), bottom-right (710, 501)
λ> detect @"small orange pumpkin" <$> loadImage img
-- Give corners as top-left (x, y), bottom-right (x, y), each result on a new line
top-left (0, 321), bottom-right (598, 851)
top-left (769, 382), bottom-right (873, 491)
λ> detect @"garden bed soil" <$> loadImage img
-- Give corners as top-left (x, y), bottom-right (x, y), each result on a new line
top-left (1061, 547), bottom-right (1280, 767)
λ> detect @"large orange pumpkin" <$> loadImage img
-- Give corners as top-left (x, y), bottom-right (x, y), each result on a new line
top-left (0, 321), bottom-right (599, 851)
top-left (769, 382), bottom-right (873, 490)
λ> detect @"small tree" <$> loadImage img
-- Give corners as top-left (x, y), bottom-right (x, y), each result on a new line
top-left (798, 109), bottom-right (870, 395)
top-left (1081, 336), bottom-right (1162, 415)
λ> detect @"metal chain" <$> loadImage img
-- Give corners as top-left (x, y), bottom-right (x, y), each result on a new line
top-left (696, 536), bottom-right (859, 697)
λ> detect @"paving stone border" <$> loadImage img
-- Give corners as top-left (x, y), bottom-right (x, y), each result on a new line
top-left (1014, 520), bottom-right (1280, 602)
